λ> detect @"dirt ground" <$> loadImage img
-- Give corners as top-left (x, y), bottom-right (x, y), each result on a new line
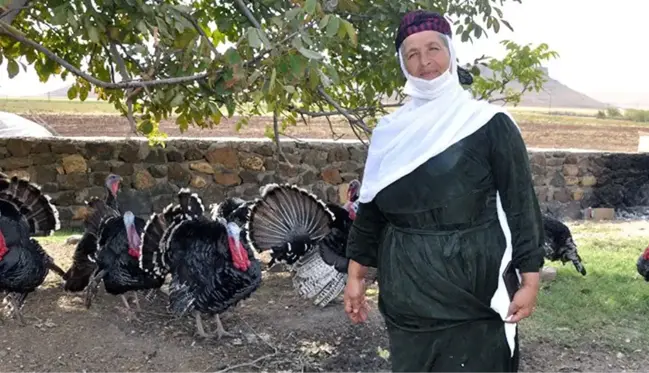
top-left (25, 113), bottom-right (648, 152)
top-left (1, 238), bottom-right (647, 372)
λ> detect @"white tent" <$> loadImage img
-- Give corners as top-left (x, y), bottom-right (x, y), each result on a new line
top-left (0, 111), bottom-right (55, 137)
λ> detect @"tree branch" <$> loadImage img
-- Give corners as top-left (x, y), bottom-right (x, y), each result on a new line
top-left (0, 0), bottom-right (29, 25)
top-left (0, 19), bottom-right (212, 89)
top-left (108, 42), bottom-right (138, 135)
top-left (316, 86), bottom-right (372, 135)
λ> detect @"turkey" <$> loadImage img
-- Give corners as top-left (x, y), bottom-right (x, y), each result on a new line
top-left (83, 199), bottom-right (163, 319)
top-left (542, 215), bottom-right (586, 275)
top-left (636, 244), bottom-right (649, 281)
top-left (0, 172), bottom-right (66, 324)
top-left (139, 189), bottom-right (262, 339)
top-left (63, 173), bottom-right (122, 292)
top-left (246, 180), bottom-right (373, 307)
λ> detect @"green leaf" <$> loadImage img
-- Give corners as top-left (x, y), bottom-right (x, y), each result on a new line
top-left (247, 27), bottom-right (262, 49)
top-left (319, 14), bottom-right (331, 29)
top-left (170, 92), bottom-right (184, 107)
top-left (326, 15), bottom-right (340, 37)
top-left (284, 85), bottom-right (296, 93)
top-left (305, 0), bottom-right (317, 14)
top-left (87, 26), bottom-right (100, 44)
top-left (79, 85), bottom-right (89, 101)
top-left (269, 68), bottom-right (277, 91)
top-left (297, 47), bottom-right (323, 60)
top-left (138, 119), bottom-right (154, 135)
top-left (67, 84), bottom-right (78, 100)
top-left (341, 19), bottom-right (357, 46)
top-left (7, 59), bottom-right (19, 79)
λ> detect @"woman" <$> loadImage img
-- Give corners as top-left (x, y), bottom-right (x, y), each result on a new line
top-left (343, 10), bottom-right (545, 372)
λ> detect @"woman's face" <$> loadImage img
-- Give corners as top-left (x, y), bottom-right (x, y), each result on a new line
top-left (401, 31), bottom-right (450, 80)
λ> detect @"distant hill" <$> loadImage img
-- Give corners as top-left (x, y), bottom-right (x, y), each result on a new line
top-left (44, 66), bottom-right (608, 110)
top-left (44, 86), bottom-right (98, 99)
top-left (472, 65), bottom-right (607, 109)
top-left (381, 65), bottom-right (609, 110)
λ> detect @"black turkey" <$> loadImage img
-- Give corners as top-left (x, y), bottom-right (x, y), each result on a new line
top-left (140, 189), bottom-right (262, 339)
top-left (0, 172), bottom-right (65, 324)
top-left (246, 180), bottom-right (373, 306)
top-left (63, 173), bottom-right (122, 292)
top-left (83, 199), bottom-right (163, 319)
top-left (542, 215), bottom-right (586, 275)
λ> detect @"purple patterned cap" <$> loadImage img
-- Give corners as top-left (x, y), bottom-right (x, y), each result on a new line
top-left (395, 10), bottom-right (473, 85)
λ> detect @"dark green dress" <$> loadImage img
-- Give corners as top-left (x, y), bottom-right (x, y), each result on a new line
top-left (346, 113), bottom-right (545, 372)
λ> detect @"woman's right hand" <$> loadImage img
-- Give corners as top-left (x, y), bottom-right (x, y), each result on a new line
top-left (344, 277), bottom-right (369, 324)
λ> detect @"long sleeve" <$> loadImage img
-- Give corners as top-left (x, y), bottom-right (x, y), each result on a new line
top-left (345, 200), bottom-right (387, 268)
top-left (487, 113), bottom-right (545, 273)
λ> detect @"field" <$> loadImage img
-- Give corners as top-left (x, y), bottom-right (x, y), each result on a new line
top-left (2, 98), bottom-right (649, 152)
top-left (2, 221), bottom-right (649, 371)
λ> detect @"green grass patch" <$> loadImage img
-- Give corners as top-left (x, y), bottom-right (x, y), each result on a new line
top-left (0, 98), bottom-right (120, 115)
top-left (0, 98), bottom-right (645, 129)
top-left (521, 222), bottom-right (649, 351)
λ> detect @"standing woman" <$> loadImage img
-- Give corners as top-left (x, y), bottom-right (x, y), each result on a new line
top-left (343, 10), bottom-right (545, 372)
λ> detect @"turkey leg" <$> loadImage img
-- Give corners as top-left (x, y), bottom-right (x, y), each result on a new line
top-left (214, 314), bottom-right (234, 340)
top-left (194, 311), bottom-right (209, 338)
top-left (84, 269), bottom-right (106, 309)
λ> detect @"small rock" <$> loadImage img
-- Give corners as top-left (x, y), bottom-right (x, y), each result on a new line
top-left (617, 352), bottom-right (625, 359)
top-left (61, 154), bottom-right (88, 174)
top-left (133, 170), bottom-right (156, 190)
top-left (190, 175), bottom-right (208, 189)
top-left (65, 234), bottom-right (83, 245)
top-left (541, 267), bottom-right (557, 282)
top-left (231, 338), bottom-right (243, 346)
top-left (189, 161), bottom-right (215, 174)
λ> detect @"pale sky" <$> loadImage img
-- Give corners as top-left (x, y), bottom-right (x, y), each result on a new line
top-left (0, 0), bottom-right (646, 108)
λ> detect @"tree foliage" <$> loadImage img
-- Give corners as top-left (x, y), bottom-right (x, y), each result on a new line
top-left (0, 0), bottom-right (558, 145)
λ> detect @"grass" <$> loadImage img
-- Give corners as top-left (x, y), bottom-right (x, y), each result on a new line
top-left (1, 97), bottom-right (646, 129)
top-left (521, 221), bottom-right (649, 352)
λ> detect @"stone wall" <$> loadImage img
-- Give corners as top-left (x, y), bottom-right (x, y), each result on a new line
top-left (0, 137), bottom-right (645, 228)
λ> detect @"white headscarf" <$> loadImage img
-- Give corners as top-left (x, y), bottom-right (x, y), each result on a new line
top-left (357, 31), bottom-right (520, 357)
top-left (358, 33), bottom-right (517, 202)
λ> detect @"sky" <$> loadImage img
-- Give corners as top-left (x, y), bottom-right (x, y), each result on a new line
top-left (0, 0), bottom-right (647, 108)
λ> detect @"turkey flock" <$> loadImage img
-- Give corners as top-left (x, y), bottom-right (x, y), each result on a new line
top-left (1, 170), bottom-right (592, 335)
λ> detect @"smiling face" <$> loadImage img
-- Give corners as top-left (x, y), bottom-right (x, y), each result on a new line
top-left (401, 30), bottom-right (450, 80)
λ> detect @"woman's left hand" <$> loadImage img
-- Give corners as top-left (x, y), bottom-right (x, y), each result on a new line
top-left (505, 284), bottom-right (538, 323)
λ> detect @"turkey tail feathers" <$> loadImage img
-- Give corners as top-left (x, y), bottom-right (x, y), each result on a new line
top-left (0, 174), bottom-right (60, 236)
top-left (139, 203), bottom-right (176, 278)
top-left (246, 183), bottom-right (335, 254)
top-left (291, 249), bottom-right (347, 307)
top-left (178, 188), bottom-right (204, 217)
top-left (84, 198), bottom-right (119, 237)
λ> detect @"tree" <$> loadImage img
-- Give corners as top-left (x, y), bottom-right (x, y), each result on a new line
top-left (1, 0), bottom-right (558, 149)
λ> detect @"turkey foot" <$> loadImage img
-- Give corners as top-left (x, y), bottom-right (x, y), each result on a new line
top-left (214, 314), bottom-right (234, 340)
top-left (118, 294), bottom-right (141, 322)
top-left (193, 312), bottom-right (234, 339)
top-left (4, 293), bottom-right (26, 325)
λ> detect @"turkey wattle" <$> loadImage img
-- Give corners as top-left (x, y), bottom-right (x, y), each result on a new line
top-left (0, 172), bottom-right (65, 324)
top-left (245, 180), bottom-right (368, 307)
top-left (140, 188), bottom-right (262, 339)
top-left (542, 215), bottom-right (586, 276)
